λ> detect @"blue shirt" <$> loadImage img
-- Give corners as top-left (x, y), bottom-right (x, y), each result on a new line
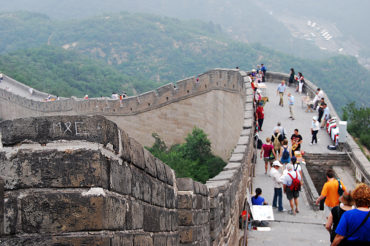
top-left (288, 95), bottom-right (294, 105)
top-left (335, 209), bottom-right (370, 242)
top-left (251, 196), bottom-right (265, 205)
top-left (277, 84), bottom-right (286, 93)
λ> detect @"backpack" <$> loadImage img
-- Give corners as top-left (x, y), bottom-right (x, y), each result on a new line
top-left (282, 146), bottom-right (289, 160)
top-left (273, 133), bottom-right (281, 150)
top-left (337, 179), bottom-right (344, 196)
top-left (287, 171), bottom-right (301, 191)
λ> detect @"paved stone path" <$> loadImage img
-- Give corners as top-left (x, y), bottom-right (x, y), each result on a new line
top-left (247, 83), bottom-right (334, 245)
top-left (0, 76), bottom-right (49, 101)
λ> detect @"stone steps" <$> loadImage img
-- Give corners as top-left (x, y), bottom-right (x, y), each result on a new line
top-left (333, 165), bottom-right (357, 191)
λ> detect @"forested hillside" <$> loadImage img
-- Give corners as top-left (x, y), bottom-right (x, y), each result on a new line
top-left (0, 11), bottom-right (369, 111)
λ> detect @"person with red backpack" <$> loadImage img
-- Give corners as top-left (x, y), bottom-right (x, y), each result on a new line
top-left (281, 163), bottom-right (302, 215)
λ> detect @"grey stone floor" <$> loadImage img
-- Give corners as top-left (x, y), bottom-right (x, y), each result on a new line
top-left (247, 83), bottom-right (333, 245)
top-left (0, 77), bottom-right (48, 101)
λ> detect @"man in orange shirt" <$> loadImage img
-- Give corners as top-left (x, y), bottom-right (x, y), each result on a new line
top-left (315, 169), bottom-right (346, 218)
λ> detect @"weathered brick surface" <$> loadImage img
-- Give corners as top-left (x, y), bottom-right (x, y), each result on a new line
top-left (0, 115), bottom-right (120, 153)
top-left (1, 149), bottom-right (109, 190)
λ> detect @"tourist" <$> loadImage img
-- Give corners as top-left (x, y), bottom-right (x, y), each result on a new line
top-left (0, 72), bottom-right (3, 81)
top-left (256, 65), bottom-right (261, 74)
top-left (326, 193), bottom-right (354, 244)
top-left (318, 98), bottom-right (325, 123)
top-left (84, 95), bottom-right (89, 100)
top-left (28, 88), bottom-right (34, 95)
top-left (290, 129), bottom-right (303, 156)
top-left (261, 64), bottom-right (266, 82)
top-left (279, 139), bottom-right (291, 167)
top-left (252, 188), bottom-right (268, 205)
top-left (256, 101), bottom-right (264, 131)
top-left (261, 137), bottom-right (275, 174)
top-left (255, 89), bottom-right (262, 105)
top-left (311, 116), bottom-right (320, 145)
top-left (111, 92), bottom-right (119, 99)
top-left (291, 156), bottom-right (302, 178)
top-left (270, 161), bottom-right (286, 212)
top-left (273, 122), bottom-right (286, 139)
top-left (288, 92), bottom-right (295, 120)
top-left (296, 72), bottom-right (305, 94)
top-left (256, 70), bottom-right (263, 83)
top-left (272, 129), bottom-right (284, 157)
top-left (288, 68), bottom-right (295, 87)
top-left (281, 163), bottom-right (302, 215)
top-left (315, 169), bottom-right (347, 218)
top-left (277, 80), bottom-right (287, 107)
top-left (331, 183), bottom-right (370, 245)
top-left (313, 88), bottom-right (324, 110)
top-left (321, 103), bottom-right (330, 128)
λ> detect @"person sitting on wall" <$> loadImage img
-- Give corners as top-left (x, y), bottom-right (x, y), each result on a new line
top-left (252, 188), bottom-right (268, 205)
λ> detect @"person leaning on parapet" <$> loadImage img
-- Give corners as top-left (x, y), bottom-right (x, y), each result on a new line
top-left (331, 183), bottom-right (370, 246)
top-left (0, 72), bottom-right (3, 82)
top-left (281, 163), bottom-right (302, 215)
top-left (288, 68), bottom-right (295, 87)
top-left (276, 80), bottom-right (287, 107)
top-left (325, 192), bottom-right (354, 244)
top-left (270, 161), bottom-right (286, 212)
top-left (321, 103), bottom-right (330, 128)
top-left (313, 88), bottom-right (324, 110)
top-left (261, 64), bottom-right (267, 82)
top-left (316, 169), bottom-right (347, 218)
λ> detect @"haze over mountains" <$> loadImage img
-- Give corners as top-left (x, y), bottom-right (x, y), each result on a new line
top-left (0, 1), bottom-right (369, 112)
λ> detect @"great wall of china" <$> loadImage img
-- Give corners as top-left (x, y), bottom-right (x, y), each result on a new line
top-left (0, 69), bottom-right (369, 245)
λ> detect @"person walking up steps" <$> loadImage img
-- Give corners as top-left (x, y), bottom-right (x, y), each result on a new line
top-left (277, 80), bottom-right (287, 107)
top-left (281, 163), bottom-right (302, 215)
top-left (315, 169), bottom-right (347, 218)
top-left (288, 92), bottom-right (295, 120)
top-left (270, 161), bottom-right (286, 212)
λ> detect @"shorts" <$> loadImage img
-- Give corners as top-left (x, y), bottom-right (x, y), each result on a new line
top-left (324, 205), bottom-right (333, 218)
top-left (286, 188), bottom-right (299, 200)
top-left (264, 157), bottom-right (272, 162)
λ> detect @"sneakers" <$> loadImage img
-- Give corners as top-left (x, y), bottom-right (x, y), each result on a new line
top-left (278, 208), bottom-right (287, 212)
top-left (288, 210), bottom-right (296, 215)
top-left (310, 143), bottom-right (313, 145)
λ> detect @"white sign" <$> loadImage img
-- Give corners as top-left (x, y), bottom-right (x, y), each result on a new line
top-left (251, 205), bottom-right (274, 221)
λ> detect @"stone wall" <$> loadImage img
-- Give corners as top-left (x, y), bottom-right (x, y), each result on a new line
top-left (0, 83), bottom-right (255, 246)
top-left (0, 69), bottom-right (245, 161)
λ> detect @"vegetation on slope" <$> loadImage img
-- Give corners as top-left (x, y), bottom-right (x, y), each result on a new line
top-left (147, 128), bottom-right (226, 183)
top-left (0, 11), bottom-right (369, 111)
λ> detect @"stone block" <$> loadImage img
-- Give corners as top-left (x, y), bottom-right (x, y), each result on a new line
top-left (165, 186), bottom-right (176, 209)
top-left (110, 161), bottom-right (132, 195)
top-left (0, 178), bottom-right (3, 235)
top-left (17, 190), bottom-right (126, 233)
top-left (125, 201), bottom-right (144, 230)
top-left (167, 234), bottom-right (179, 245)
top-left (229, 153), bottom-right (244, 162)
top-left (112, 234), bottom-right (134, 246)
top-left (245, 103), bottom-right (253, 111)
top-left (179, 227), bottom-right (193, 244)
top-left (1, 149), bottom-right (109, 190)
top-left (177, 178), bottom-right (194, 191)
top-left (178, 193), bottom-right (192, 209)
top-left (134, 234), bottom-right (153, 246)
top-left (237, 136), bottom-right (249, 145)
top-left (233, 145), bottom-right (246, 154)
top-left (143, 149), bottom-right (157, 178)
top-left (152, 179), bottom-right (165, 207)
top-left (143, 205), bottom-right (165, 232)
top-left (155, 159), bottom-right (168, 183)
top-left (153, 234), bottom-right (167, 246)
top-left (243, 119), bottom-right (253, 129)
top-left (142, 175), bottom-right (152, 203)
top-left (199, 184), bottom-right (208, 196)
top-left (131, 167), bottom-right (144, 200)
top-left (164, 164), bottom-right (175, 186)
top-left (223, 162), bottom-right (241, 171)
top-left (178, 209), bottom-right (193, 226)
top-left (0, 115), bottom-right (120, 153)
top-left (171, 211), bottom-right (178, 231)
top-left (129, 137), bottom-right (145, 170)
top-left (120, 130), bottom-right (131, 162)
top-left (193, 195), bottom-right (204, 210)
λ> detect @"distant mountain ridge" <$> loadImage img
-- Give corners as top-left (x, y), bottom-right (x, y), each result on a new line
top-left (0, 11), bottom-right (369, 111)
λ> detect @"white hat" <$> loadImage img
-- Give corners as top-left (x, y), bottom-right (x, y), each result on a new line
top-left (313, 116), bottom-right (318, 120)
top-left (272, 161), bottom-right (283, 167)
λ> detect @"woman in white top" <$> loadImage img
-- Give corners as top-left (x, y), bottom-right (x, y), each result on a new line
top-left (310, 116), bottom-right (320, 145)
top-left (296, 72), bottom-right (304, 94)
